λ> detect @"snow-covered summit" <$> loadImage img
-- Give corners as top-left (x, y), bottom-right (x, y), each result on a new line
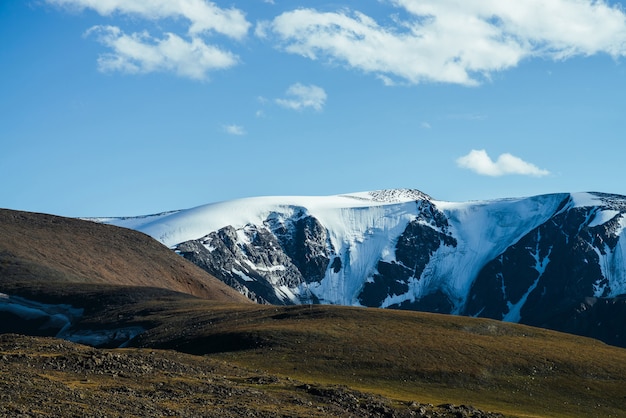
top-left (100, 190), bottom-right (596, 305)
top-left (95, 189), bottom-right (626, 348)
top-left (340, 189), bottom-right (431, 203)
top-left (105, 189), bottom-right (431, 248)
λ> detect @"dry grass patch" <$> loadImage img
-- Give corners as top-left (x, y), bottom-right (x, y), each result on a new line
top-left (0, 334), bottom-right (459, 417)
top-left (131, 304), bottom-right (626, 417)
top-left (2, 278), bottom-right (626, 417)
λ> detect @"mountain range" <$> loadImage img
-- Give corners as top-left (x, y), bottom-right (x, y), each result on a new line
top-left (3, 202), bottom-right (626, 416)
top-left (102, 189), bottom-right (626, 347)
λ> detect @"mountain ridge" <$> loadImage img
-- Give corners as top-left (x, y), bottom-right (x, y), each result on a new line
top-left (100, 188), bottom-right (626, 347)
top-left (3, 203), bottom-right (626, 416)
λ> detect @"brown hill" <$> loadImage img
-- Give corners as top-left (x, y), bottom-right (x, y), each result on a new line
top-left (0, 333), bottom-right (502, 418)
top-left (128, 302), bottom-right (626, 417)
top-left (2, 281), bottom-right (626, 417)
top-left (0, 208), bottom-right (248, 303)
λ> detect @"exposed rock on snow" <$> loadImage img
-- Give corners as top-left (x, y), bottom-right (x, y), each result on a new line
top-left (102, 189), bottom-right (626, 347)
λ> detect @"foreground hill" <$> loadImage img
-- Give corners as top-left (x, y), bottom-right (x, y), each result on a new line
top-left (131, 302), bottom-right (626, 417)
top-left (0, 208), bottom-right (247, 303)
top-left (0, 333), bottom-right (501, 418)
top-left (103, 189), bottom-right (626, 347)
top-left (1, 281), bottom-right (626, 417)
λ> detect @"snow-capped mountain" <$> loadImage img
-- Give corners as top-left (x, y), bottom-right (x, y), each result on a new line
top-left (103, 189), bottom-right (626, 346)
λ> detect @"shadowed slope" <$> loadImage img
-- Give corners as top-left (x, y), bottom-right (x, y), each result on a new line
top-left (131, 303), bottom-right (626, 417)
top-left (0, 209), bottom-right (248, 303)
top-left (3, 280), bottom-right (625, 417)
top-left (0, 333), bottom-right (503, 418)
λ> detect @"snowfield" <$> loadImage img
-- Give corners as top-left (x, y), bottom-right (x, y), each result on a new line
top-left (98, 189), bottom-right (626, 320)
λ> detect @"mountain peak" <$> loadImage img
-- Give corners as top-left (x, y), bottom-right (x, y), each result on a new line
top-left (340, 188), bottom-right (431, 203)
top-left (93, 190), bottom-right (626, 347)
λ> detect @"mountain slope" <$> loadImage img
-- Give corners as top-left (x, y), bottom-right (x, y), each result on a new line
top-left (2, 333), bottom-right (501, 418)
top-left (103, 189), bottom-right (626, 346)
top-left (0, 209), bottom-right (248, 303)
top-left (3, 283), bottom-right (626, 417)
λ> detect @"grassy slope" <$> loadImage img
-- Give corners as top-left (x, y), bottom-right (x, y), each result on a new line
top-left (4, 278), bottom-right (622, 416)
top-left (3, 278), bottom-right (625, 417)
top-left (128, 302), bottom-right (626, 418)
top-left (0, 209), bottom-right (248, 303)
top-left (1, 333), bottom-right (421, 418)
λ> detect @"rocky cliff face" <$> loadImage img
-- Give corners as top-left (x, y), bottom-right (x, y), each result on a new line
top-left (108, 190), bottom-right (626, 347)
top-left (358, 200), bottom-right (458, 311)
top-left (176, 209), bottom-right (336, 305)
top-left (463, 193), bottom-right (626, 346)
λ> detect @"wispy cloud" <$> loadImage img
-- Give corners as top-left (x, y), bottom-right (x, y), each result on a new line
top-left (47, 0), bottom-right (250, 38)
top-left (456, 149), bottom-right (550, 177)
top-left (276, 83), bottom-right (327, 111)
top-left (85, 26), bottom-right (238, 79)
top-left (48, 0), bottom-right (250, 79)
top-left (223, 124), bottom-right (246, 136)
top-left (261, 1), bottom-right (626, 85)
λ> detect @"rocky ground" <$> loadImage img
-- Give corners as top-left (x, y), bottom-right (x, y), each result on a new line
top-left (0, 334), bottom-right (502, 418)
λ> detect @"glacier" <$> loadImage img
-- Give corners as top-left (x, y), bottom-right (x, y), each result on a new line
top-left (97, 189), bottom-right (626, 347)
top-left (104, 190), bottom-right (578, 311)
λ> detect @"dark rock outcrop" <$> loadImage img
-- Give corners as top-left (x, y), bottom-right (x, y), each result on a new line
top-left (177, 211), bottom-right (336, 305)
top-left (464, 195), bottom-right (626, 346)
top-left (163, 191), bottom-right (626, 347)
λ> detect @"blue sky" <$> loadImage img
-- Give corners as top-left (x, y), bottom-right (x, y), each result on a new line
top-left (2, 0), bottom-right (626, 217)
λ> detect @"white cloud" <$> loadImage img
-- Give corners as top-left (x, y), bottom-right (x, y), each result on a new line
top-left (262, 1), bottom-right (626, 85)
top-left (223, 124), bottom-right (246, 135)
top-left (276, 83), bottom-right (327, 111)
top-left (47, 0), bottom-right (250, 39)
top-left (86, 26), bottom-right (238, 79)
top-left (48, 0), bottom-right (249, 79)
top-left (456, 149), bottom-right (550, 177)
